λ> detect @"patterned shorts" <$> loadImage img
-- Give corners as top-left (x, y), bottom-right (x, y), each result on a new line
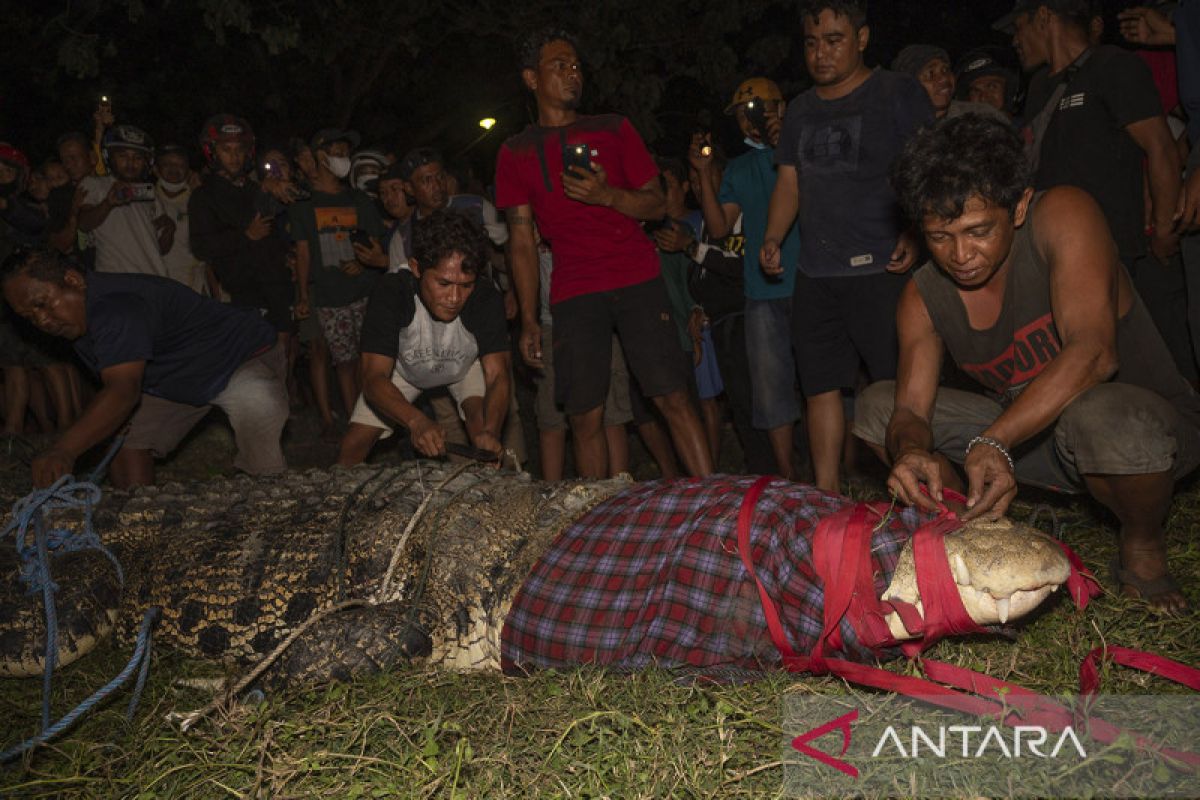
top-left (316, 297), bottom-right (369, 366)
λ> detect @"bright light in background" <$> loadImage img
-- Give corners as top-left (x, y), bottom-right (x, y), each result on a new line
top-left (478, 118), bottom-right (496, 130)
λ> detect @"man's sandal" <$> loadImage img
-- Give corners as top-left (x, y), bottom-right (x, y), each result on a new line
top-left (1110, 555), bottom-right (1192, 615)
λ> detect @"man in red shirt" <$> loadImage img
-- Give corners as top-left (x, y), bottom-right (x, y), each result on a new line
top-left (496, 28), bottom-right (712, 478)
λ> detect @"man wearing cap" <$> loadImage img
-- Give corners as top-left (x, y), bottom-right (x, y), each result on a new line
top-left (955, 48), bottom-right (1021, 121)
top-left (999, 0), bottom-right (1192, 382)
top-left (688, 77), bottom-right (803, 479)
top-left (891, 45), bottom-right (1010, 123)
top-left (189, 115), bottom-right (295, 344)
top-left (762, 0), bottom-right (933, 493)
top-left (400, 147), bottom-right (508, 249)
top-left (76, 124), bottom-right (176, 280)
top-left (496, 27), bottom-right (713, 479)
top-left (288, 127), bottom-right (388, 425)
top-left (350, 149), bottom-right (388, 197)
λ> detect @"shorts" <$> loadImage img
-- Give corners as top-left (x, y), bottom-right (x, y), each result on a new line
top-left (316, 297), bottom-right (369, 366)
top-left (535, 324), bottom-right (633, 431)
top-left (853, 380), bottom-right (1200, 493)
top-left (550, 277), bottom-right (689, 416)
top-left (792, 271), bottom-right (907, 397)
top-left (122, 342), bottom-right (289, 475)
top-left (744, 297), bottom-right (799, 428)
top-left (349, 360), bottom-right (487, 440)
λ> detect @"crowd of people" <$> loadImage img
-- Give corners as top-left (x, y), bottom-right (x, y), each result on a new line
top-left (1, 0), bottom-right (1199, 611)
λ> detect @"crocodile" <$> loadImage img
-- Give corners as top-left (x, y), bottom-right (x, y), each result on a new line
top-left (0, 464), bottom-right (1071, 686)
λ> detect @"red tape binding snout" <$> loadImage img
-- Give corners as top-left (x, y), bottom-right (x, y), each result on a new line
top-left (736, 477), bottom-right (1197, 770)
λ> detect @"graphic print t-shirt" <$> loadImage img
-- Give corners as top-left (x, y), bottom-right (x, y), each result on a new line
top-left (288, 188), bottom-right (385, 307)
top-left (776, 70), bottom-right (932, 278)
top-left (359, 271), bottom-right (508, 389)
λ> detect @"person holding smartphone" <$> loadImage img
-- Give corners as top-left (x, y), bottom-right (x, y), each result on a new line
top-left (690, 76), bottom-right (802, 480)
top-left (495, 27), bottom-right (712, 479)
top-left (287, 128), bottom-right (387, 430)
top-left (76, 124), bottom-right (177, 280)
top-left (188, 115), bottom-right (294, 346)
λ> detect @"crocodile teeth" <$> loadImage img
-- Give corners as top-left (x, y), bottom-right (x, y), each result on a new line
top-left (952, 554), bottom-right (972, 587)
top-left (995, 596), bottom-right (1011, 625)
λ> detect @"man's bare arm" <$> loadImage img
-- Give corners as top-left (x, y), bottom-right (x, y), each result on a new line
top-left (361, 352), bottom-right (420, 428)
top-left (465, 351), bottom-right (512, 454)
top-left (562, 168), bottom-right (665, 221)
top-left (759, 164), bottom-right (799, 275)
top-left (960, 187), bottom-right (1120, 519)
top-left (506, 206), bottom-right (543, 368)
top-left (361, 352), bottom-right (447, 457)
top-left (1127, 114), bottom-right (1184, 261)
top-left (689, 145), bottom-right (740, 238)
top-left (981, 187), bottom-right (1120, 450)
top-left (33, 360), bottom-right (144, 486)
top-left (885, 281), bottom-right (947, 511)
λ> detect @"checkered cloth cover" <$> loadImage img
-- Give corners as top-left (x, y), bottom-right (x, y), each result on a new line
top-left (501, 476), bottom-right (934, 674)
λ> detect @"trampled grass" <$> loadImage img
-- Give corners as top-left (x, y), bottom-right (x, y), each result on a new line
top-left (1, 476), bottom-right (1198, 798)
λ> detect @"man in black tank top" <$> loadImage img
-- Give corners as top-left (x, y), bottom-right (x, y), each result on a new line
top-left (854, 115), bottom-right (1200, 613)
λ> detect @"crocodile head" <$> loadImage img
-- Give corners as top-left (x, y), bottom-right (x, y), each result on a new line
top-left (881, 517), bottom-right (1070, 640)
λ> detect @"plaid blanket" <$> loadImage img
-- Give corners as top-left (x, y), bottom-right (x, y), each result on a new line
top-left (501, 476), bottom-right (935, 674)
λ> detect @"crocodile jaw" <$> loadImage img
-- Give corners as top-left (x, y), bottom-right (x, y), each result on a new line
top-left (880, 517), bottom-right (1071, 640)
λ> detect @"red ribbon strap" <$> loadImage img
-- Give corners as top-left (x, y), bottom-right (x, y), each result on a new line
top-left (732, 481), bottom-right (1200, 771)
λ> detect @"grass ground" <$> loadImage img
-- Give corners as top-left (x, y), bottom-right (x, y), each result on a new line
top-left (1, 417), bottom-right (1198, 798)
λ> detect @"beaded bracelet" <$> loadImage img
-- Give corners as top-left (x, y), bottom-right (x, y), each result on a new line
top-left (965, 435), bottom-right (1015, 473)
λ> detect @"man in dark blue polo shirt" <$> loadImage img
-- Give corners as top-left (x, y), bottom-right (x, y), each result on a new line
top-left (2, 248), bottom-right (288, 488)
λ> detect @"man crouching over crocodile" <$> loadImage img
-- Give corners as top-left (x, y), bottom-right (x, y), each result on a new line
top-left (854, 115), bottom-right (1200, 614)
top-left (1, 248), bottom-right (288, 489)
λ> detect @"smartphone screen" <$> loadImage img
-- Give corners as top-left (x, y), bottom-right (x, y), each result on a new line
top-left (562, 142), bottom-right (593, 175)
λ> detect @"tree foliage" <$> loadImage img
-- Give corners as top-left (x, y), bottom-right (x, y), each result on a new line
top-left (5, 0), bottom-right (1016, 169)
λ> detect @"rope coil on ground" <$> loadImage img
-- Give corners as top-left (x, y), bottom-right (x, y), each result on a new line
top-left (0, 607), bottom-right (159, 764)
top-left (0, 436), bottom-right (154, 763)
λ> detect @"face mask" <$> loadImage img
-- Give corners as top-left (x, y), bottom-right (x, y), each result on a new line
top-left (326, 156), bottom-right (351, 179)
top-left (158, 178), bottom-right (188, 192)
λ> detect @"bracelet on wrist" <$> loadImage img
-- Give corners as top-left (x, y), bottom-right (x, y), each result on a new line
top-left (965, 435), bottom-right (1015, 473)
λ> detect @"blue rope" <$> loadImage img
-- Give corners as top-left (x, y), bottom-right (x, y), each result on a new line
top-left (5, 476), bottom-right (124, 594)
top-left (0, 435), bottom-right (160, 763)
top-left (34, 513), bottom-right (56, 732)
top-left (0, 607), bottom-right (159, 764)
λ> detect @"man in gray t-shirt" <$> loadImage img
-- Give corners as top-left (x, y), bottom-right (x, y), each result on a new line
top-left (761, 0), bottom-right (931, 493)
